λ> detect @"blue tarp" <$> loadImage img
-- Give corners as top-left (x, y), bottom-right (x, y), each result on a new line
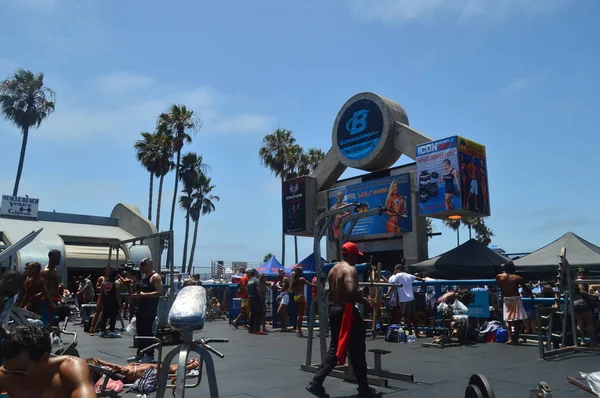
top-left (286, 253), bottom-right (327, 274)
top-left (256, 256), bottom-right (285, 276)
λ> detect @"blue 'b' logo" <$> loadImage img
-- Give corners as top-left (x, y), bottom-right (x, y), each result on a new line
top-left (345, 109), bottom-right (369, 135)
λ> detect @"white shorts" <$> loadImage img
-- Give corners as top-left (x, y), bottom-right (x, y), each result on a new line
top-left (279, 293), bottom-right (289, 306)
top-left (470, 179), bottom-right (479, 195)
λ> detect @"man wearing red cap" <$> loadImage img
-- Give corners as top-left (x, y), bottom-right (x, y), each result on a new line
top-left (307, 242), bottom-right (376, 398)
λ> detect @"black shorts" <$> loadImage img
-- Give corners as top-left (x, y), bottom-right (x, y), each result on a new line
top-left (400, 300), bottom-right (416, 314)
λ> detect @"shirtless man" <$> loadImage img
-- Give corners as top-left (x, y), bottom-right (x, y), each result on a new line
top-left (307, 242), bottom-right (376, 398)
top-left (18, 262), bottom-right (55, 316)
top-left (0, 325), bottom-right (96, 397)
top-left (496, 261), bottom-right (530, 344)
top-left (87, 357), bottom-right (200, 384)
top-left (40, 250), bottom-right (63, 327)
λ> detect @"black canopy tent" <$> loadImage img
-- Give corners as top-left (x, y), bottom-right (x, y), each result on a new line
top-left (409, 239), bottom-right (510, 279)
top-left (513, 232), bottom-right (600, 274)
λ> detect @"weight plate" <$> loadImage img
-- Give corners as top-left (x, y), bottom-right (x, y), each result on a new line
top-left (465, 384), bottom-right (484, 398)
top-left (468, 374), bottom-right (495, 398)
top-left (431, 172), bottom-right (440, 179)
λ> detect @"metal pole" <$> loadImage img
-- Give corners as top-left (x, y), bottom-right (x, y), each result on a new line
top-left (337, 207), bottom-right (386, 258)
top-left (305, 203), bottom-right (365, 366)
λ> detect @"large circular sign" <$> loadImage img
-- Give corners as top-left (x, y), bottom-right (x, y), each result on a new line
top-left (336, 99), bottom-right (384, 161)
top-left (332, 92), bottom-right (409, 171)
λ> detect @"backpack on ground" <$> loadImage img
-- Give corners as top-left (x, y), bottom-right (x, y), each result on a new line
top-left (385, 324), bottom-right (400, 342)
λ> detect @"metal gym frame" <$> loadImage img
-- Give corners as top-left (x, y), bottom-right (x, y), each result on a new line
top-left (107, 230), bottom-right (175, 296)
top-left (88, 231), bottom-right (174, 334)
top-left (301, 204), bottom-right (414, 387)
top-left (537, 247), bottom-right (600, 360)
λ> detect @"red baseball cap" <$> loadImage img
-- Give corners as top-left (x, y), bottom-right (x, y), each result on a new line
top-left (341, 242), bottom-right (363, 256)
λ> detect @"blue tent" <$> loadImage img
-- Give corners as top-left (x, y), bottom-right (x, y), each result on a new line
top-left (256, 256), bottom-right (285, 276)
top-left (286, 253), bottom-right (327, 274)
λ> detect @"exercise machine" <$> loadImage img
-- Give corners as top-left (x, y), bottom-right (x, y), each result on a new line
top-left (302, 203), bottom-right (414, 388)
top-left (536, 247), bottom-right (600, 360)
top-left (155, 286), bottom-right (228, 398)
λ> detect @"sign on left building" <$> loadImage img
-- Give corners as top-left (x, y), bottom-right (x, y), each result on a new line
top-left (0, 195), bottom-right (40, 220)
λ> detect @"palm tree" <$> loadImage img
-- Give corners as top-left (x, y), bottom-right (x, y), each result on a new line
top-left (154, 131), bottom-right (174, 231)
top-left (289, 146), bottom-right (325, 262)
top-left (157, 105), bottom-right (202, 236)
top-left (0, 69), bottom-right (56, 196)
top-left (187, 175), bottom-right (219, 274)
top-left (263, 253), bottom-right (274, 263)
top-left (259, 128), bottom-right (297, 266)
top-left (178, 185), bottom-right (193, 272)
top-left (300, 148), bottom-right (325, 176)
top-left (134, 132), bottom-right (160, 220)
top-left (178, 152), bottom-right (209, 271)
top-left (443, 217), bottom-right (494, 247)
top-left (426, 219), bottom-right (434, 239)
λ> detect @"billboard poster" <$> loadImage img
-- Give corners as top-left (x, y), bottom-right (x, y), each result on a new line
top-left (326, 174), bottom-right (412, 242)
top-left (457, 136), bottom-right (490, 216)
top-left (282, 177), bottom-right (306, 233)
top-left (416, 137), bottom-right (461, 216)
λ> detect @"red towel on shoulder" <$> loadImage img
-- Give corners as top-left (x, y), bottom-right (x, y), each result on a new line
top-left (336, 303), bottom-right (354, 365)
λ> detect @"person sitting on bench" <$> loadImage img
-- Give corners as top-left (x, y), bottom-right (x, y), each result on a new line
top-left (86, 357), bottom-right (201, 384)
top-left (0, 325), bottom-right (95, 397)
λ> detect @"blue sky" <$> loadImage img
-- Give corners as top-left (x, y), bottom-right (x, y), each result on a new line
top-left (0, 0), bottom-right (599, 270)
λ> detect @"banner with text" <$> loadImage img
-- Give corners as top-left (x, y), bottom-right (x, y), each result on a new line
top-left (327, 174), bottom-right (412, 242)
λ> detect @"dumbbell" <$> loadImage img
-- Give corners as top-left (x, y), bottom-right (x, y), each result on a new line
top-left (465, 374), bottom-right (495, 398)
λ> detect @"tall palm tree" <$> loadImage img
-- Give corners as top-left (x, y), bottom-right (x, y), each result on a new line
top-left (178, 152), bottom-right (209, 271)
top-left (154, 131), bottom-right (174, 231)
top-left (0, 69), bottom-right (56, 196)
top-left (443, 219), bottom-right (462, 247)
top-left (187, 175), bottom-right (219, 274)
top-left (134, 132), bottom-right (160, 220)
top-left (286, 146), bottom-right (325, 262)
top-left (178, 185), bottom-right (194, 272)
top-left (259, 128), bottom-right (297, 266)
top-left (157, 105), bottom-right (202, 236)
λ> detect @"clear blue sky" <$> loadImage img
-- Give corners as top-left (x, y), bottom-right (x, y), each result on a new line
top-left (0, 0), bottom-right (599, 269)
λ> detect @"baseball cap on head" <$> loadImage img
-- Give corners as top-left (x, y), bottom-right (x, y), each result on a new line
top-left (341, 242), bottom-right (363, 256)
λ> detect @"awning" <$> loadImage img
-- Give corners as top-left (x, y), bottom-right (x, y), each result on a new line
top-left (64, 244), bottom-right (126, 269)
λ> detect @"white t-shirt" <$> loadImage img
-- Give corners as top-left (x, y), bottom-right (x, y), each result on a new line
top-left (389, 272), bottom-right (416, 303)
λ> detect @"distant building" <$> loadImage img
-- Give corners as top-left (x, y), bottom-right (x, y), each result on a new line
top-left (0, 201), bottom-right (158, 282)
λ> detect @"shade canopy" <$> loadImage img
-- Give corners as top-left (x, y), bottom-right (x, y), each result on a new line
top-left (514, 232), bottom-right (600, 274)
top-left (410, 239), bottom-right (510, 279)
top-left (286, 253), bottom-right (327, 274)
top-left (256, 256), bottom-right (285, 276)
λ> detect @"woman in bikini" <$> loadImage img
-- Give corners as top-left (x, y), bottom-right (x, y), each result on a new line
top-left (384, 180), bottom-right (406, 234)
top-left (276, 277), bottom-right (290, 332)
top-left (87, 358), bottom-right (201, 384)
top-left (289, 267), bottom-right (316, 337)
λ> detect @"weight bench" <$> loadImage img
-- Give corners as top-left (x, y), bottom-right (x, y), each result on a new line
top-left (367, 349), bottom-right (413, 383)
top-left (87, 365), bottom-right (126, 398)
top-left (156, 286), bottom-right (228, 398)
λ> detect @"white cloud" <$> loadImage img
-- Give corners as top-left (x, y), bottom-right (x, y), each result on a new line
top-left (351, 0), bottom-right (570, 24)
top-left (214, 114), bottom-right (274, 133)
top-left (29, 79), bottom-right (274, 142)
top-left (497, 76), bottom-right (544, 96)
top-left (92, 72), bottom-right (154, 92)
